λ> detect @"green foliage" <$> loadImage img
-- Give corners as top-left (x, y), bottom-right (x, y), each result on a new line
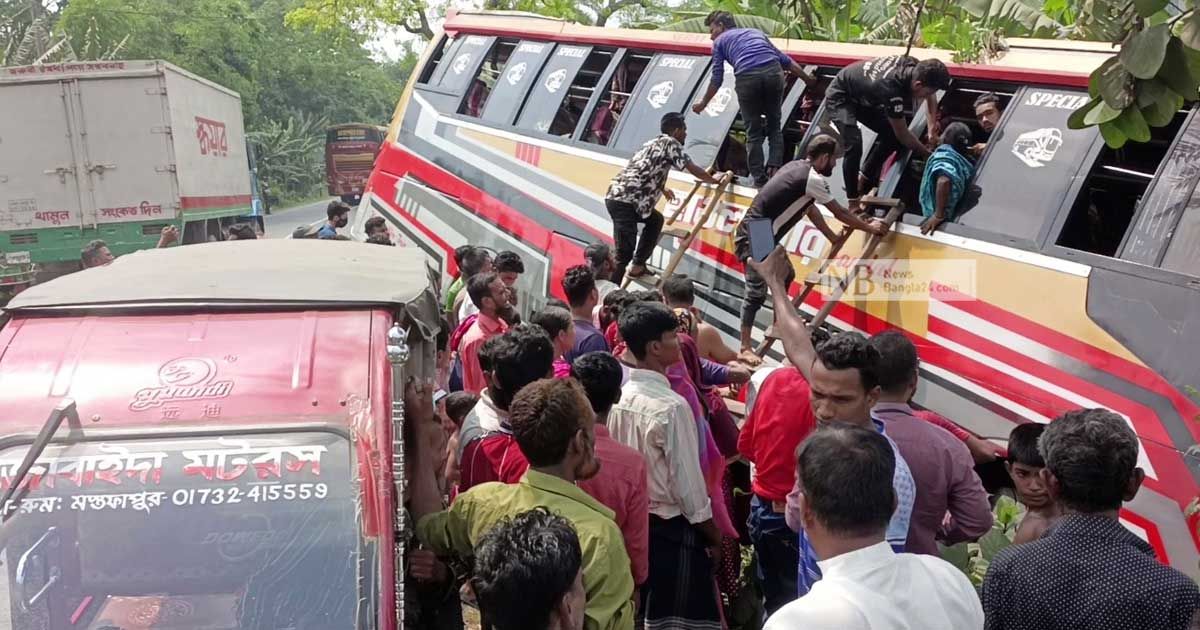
top-left (248, 111), bottom-right (328, 197)
top-left (942, 495), bottom-right (1021, 587)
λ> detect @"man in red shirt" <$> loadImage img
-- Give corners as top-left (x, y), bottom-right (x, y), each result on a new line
top-left (737, 363), bottom-right (817, 615)
top-left (458, 324), bottom-right (555, 491)
top-left (459, 272), bottom-right (512, 394)
top-left (572, 351), bottom-right (650, 589)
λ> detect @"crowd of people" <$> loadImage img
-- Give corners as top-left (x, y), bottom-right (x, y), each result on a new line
top-left (397, 234), bottom-right (1200, 630)
top-left (393, 18), bottom-right (1200, 626)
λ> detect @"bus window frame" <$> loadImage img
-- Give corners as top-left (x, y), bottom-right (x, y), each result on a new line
top-left (479, 39), bottom-right (556, 126)
top-left (432, 35), bottom-right (498, 102)
top-left (0, 421), bottom-right (379, 629)
top-left (513, 43), bottom-right (606, 141)
top-left (1115, 105), bottom-right (1200, 267)
top-left (607, 51), bottom-right (709, 153)
top-left (877, 88), bottom-right (944, 205)
top-left (923, 86), bottom-right (1104, 251)
top-left (418, 34), bottom-right (452, 86)
top-left (571, 47), bottom-right (633, 145)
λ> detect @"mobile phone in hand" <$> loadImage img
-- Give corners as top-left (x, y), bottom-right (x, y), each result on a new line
top-left (746, 217), bottom-right (775, 263)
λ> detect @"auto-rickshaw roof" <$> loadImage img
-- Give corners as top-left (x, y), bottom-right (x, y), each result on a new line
top-left (7, 240), bottom-right (436, 311)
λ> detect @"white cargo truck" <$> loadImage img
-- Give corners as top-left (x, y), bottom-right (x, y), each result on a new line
top-left (0, 60), bottom-right (261, 277)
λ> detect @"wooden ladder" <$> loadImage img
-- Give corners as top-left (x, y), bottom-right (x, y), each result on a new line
top-left (620, 172), bottom-right (734, 289)
top-left (753, 197), bottom-right (905, 358)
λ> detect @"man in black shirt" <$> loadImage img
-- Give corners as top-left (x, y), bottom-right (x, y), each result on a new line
top-left (981, 408), bottom-right (1200, 630)
top-left (733, 135), bottom-right (887, 359)
top-left (818, 55), bottom-right (950, 209)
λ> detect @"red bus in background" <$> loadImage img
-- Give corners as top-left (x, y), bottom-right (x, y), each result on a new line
top-left (325, 123), bottom-right (386, 204)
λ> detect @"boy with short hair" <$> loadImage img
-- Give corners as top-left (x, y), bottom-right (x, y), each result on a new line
top-left (1006, 422), bottom-right (1061, 544)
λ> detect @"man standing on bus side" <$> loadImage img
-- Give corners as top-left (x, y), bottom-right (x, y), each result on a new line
top-left (734, 135), bottom-right (887, 362)
top-left (818, 55), bottom-right (950, 210)
top-left (693, 11), bottom-right (816, 188)
top-left (605, 113), bottom-right (722, 285)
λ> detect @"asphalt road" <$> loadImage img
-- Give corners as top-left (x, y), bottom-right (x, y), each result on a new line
top-left (263, 197), bottom-right (334, 238)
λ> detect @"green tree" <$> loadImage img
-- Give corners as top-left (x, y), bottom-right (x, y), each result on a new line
top-left (1066, 1), bottom-right (1200, 148)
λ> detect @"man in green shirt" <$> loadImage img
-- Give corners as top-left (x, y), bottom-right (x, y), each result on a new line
top-left (407, 378), bottom-right (636, 630)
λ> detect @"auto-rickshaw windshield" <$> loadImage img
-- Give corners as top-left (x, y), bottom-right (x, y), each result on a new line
top-left (0, 431), bottom-right (360, 629)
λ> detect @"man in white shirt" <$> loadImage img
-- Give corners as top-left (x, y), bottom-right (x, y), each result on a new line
top-left (765, 423), bottom-right (984, 630)
top-left (606, 301), bottom-right (723, 630)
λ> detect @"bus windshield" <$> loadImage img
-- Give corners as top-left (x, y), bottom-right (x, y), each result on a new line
top-left (326, 125), bottom-right (385, 201)
top-left (0, 431), bottom-right (361, 630)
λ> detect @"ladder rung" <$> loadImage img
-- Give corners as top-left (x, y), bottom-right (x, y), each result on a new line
top-left (660, 226), bottom-right (690, 239)
top-left (804, 272), bottom-right (827, 285)
top-left (859, 196), bottom-right (901, 208)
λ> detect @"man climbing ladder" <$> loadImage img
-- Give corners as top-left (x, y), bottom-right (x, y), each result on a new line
top-left (734, 135), bottom-right (889, 362)
top-left (605, 112), bottom-right (721, 285)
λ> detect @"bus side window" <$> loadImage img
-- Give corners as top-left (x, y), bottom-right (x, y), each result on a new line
top-left (609, 53), bottom-right (708, 152)
top-left (418, 35), bottom-right (452, 85)
top-left (887, 83), bottom-right (1015, 218)
top-left (548, 49), bottom-right (614, 137)
top-left (458, 39), bottom-right (519, 118)
top-left (516, 46), bottom-right (612, 137)
top-left (1118, 105), bottom-right (1200, 276)
top-left (1054, 110), bottom-right (1186, 257)
top-left (582, 52), bottom-right (652, 146)
top-left (951, 88), bottom-right (1102, 247)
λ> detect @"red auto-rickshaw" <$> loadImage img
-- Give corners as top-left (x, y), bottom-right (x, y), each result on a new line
top-left (0, 239), bottom-right (439, 629)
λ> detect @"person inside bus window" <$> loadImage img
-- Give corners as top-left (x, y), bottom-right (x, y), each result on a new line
top-left (971, 92), bottom-right (1003, 157)
top-left (319, 200), bottom-right (351, 239)
top-left (818, 55), bottom-right (950, 210)
top-left (605, 113), bottom-right (722, 285)
top-left (692, 11), bottom-right (816, 187)
top-left (919, 122), bottom-right (976, 235)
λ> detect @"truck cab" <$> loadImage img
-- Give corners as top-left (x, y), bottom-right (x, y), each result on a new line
top-left (0, 240), bottom-right (438, 629)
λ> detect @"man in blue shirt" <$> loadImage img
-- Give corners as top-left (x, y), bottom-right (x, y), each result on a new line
top-left (692, 11), bottom-right (815, 187)
top-left (317, 200), bottom-right (351, 239)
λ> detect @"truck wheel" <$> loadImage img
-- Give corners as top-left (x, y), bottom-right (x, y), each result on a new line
top-left (340, 194), bottom-right (360, 206)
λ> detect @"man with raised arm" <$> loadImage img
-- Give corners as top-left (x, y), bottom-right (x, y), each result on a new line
top-left (747, 247), bottom-right (916, 598)
top-left (818, 55), bottom-right (950, 209)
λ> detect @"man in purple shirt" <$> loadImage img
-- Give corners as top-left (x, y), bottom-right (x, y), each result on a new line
top-left (563, 265), bottom-right (610, 363)
top-left (692, 11), bottom-right (815, 187)
top-left (868, 330), bottom-right (993, 555)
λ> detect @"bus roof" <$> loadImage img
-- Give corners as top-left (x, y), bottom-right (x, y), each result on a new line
top-left (442, 10), bottom-right (1117, 87)
top-left (7, 240), bottom-right (434, 313)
